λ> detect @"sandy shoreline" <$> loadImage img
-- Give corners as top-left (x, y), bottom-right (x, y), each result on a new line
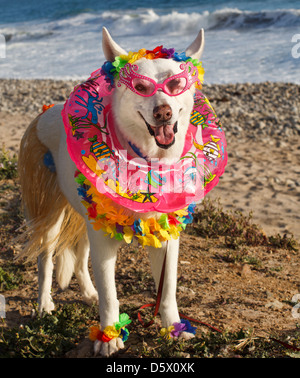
top-left (0, 79), bottom-right (299, 240)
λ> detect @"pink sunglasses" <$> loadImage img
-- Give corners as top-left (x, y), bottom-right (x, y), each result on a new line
top-left (117, 62), bottom-right (200, 97)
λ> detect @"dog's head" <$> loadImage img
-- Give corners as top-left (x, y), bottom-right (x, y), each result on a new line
top-left (102, 28), bottom-right (205, 163)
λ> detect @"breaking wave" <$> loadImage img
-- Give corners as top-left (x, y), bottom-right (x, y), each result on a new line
top-left (2, 7), bottom-right (300, 43)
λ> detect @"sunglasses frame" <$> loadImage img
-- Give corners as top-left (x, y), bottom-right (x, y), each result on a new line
top-left (117, 61), bottom-right (200, 97)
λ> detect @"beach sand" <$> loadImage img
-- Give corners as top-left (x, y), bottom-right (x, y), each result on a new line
top-left (1, 79), bottom-right (299, 240)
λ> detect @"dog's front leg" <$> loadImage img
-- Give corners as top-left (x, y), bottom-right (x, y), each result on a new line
top-left (87, 223), bottom-right (123, 357)
top-left (148, 238), bottom-right (195, 340)
top-left (148, 238), bottom-right (181, 327)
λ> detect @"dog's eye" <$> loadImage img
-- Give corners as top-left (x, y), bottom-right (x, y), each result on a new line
top-left (166, 78), bottom-right (186, 95)
top-left (132, 78), bottom-right (154, 96)
top-left (135, 83), bottom-right (147, 93)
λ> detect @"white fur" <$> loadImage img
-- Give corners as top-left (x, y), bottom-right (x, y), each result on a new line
top-left (113, 58), bottom-right (195, 162)
top-left (31, 27), bottom-right (205, 357)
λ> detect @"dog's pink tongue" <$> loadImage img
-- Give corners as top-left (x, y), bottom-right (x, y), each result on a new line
top-left (153, 124), bottom-right (175, 145)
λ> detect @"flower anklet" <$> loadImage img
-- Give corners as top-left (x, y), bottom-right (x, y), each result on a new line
top-left (160, 319), bottom-right (197, 339)
top-left (89, 313), bottom-right (131, 343)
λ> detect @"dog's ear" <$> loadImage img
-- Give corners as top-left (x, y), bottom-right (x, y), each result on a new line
top-left (185, 28), bottom-right (205, 60)
top-left (102, 27), bottom-right (128, 61)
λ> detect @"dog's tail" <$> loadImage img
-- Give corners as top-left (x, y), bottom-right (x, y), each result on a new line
top-left (56, 247), bottom-right (76, 290)
top-left (17, 115), bottom-right (86, 265)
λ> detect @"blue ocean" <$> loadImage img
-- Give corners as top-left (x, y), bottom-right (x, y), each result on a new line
top-left (0, 0), bottom-right (299, 83)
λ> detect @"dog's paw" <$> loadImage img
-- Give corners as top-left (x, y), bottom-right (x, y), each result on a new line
top-left (179, 331), bottom-right (195, 340)
top-left (82, 291), bottom-right (98, 306)
top-left (94, 337), bottom-right (124, 357)
top-left (38, 297), bottom-right (55, 315)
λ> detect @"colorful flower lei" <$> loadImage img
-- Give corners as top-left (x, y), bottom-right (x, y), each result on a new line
top-left (75, 170), bottom-right (196, 248)
top-left (160, 319), bottom-right (197, 339)
top-left (89, 313), bottom-right (131, 343)
top-left (101, 45), bottom-right (205, 89)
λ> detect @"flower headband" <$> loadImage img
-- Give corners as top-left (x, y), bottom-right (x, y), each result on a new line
top-left (101, 45), bottom-right (205, 90)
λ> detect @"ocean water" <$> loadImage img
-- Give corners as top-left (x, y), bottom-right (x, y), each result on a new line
top-left (0, 0), bottom-right (299, 83)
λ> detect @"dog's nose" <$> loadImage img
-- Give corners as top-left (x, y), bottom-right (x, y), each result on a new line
top-left (153, 105), bottom-right (172, 123)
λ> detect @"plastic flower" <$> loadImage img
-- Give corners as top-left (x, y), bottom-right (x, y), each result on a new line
top-left (123, 226), bottom-right (134, 244)
top-left (101, 61), bottom-right (115, 85)
top-left (161, 47), bottom-right (175, 59)
top-left (147, 217), bottom-right (161, 232)
top-left (128, 48), bottom-right (147, 64)
top-left (77, 185), bottom-right (87, 198)
top-left (120, 328), bottom-right (129, 341)
top-left (105, 224), bottom-right (116, 238)
top-left (160, 325), bottom-right (175, 339)
top-left (42, 104), bottom-right (54, 113)
top-left (90, 189), bottom-right (113, 206)
top-left (115, 313), bottom-right (132, 330)
top-left (168, 215), bottom-right (181, 226)
top-left (178, 219), bottom-right (187, 230)
top-left (144, 234), bottom-right (162, 248)
top-left (100, 331), bottom-right (113, 343)
top-left (107, 208), bottom-right (131, 226)
top-left (103, 325), bottom-right (121, 339)
top-left (140, 219), bottom-right (150, 235)
top-left (89, 325), bottom-right (101, 341)
top-left (158, 214), bottom-right (169, 229)
top-left (114, 232), bottom-right (124, 241)
top-left (173, 208), bottom-right (188, 217)
top-left (89, 325), bottom-right (113, 343)
top-left (180, 319), bottom-right (197, 335)
top-left (112, 56), bottom-right (128, 70)
top-left (186, 57), bottom-right (202, 67)
top-left (87, 202), bottom-right (98, 219)
top-left (185, 214), bottom-right (194, 225)
top-left (196, 66), bottom-right (205, 88)
top-left (135, 235), bottom-right (148, 247)
top-left (91, 217), bottom-right (108, 232)
top-left (134, 219), bottom-right (143, 234)
top-left (170, 322), bottom-right (186, 337)
top-left (169, 225), bottom-right (180, 239)
top-left (145, 46), bottom-right (168, 59)
top-left (173, 51), bottom-right (189, 62)
top-left (188, 202), bottom-right (196, 213)
top-left (158, 228), bottom-right (171, 241)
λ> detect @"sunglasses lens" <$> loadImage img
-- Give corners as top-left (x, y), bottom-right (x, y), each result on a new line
top-left (132, 78), bottom-right (155, 96)
top-left (165, 77), bottom-right (187, 95)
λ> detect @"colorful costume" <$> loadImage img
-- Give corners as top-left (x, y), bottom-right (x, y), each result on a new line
top-left (61, 46), bottom-right (227, 248)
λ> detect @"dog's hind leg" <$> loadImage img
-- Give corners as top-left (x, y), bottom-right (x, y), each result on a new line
top-left (74, 235), bottom-right (98, 305)
top-left (55, 234), bottom-right (98, 305)
top-left (38, 211), bottom-right (65, 314)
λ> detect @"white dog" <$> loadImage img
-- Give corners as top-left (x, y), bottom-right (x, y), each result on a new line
top-left (18, 27), bottom-right (205, 357)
